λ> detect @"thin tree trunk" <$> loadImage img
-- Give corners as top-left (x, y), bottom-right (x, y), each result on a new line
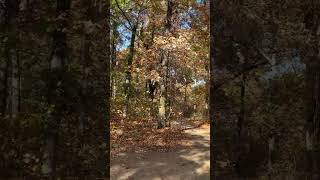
top-left (123, 25), bottom-right (137, 119)
top-left (11, 48), bottom-right (19, 119)
top-left (236, 73), bottom-right (246, 176)
top-left (158, 50), bottom-right (168, 128)
top-left (165, 59), bottom-right (171, 127)
top-left (18, 52), bottom-right (21, 113)
top-left (111, 22), bottom-right (117, 99)
top-left (268, 134), bottom-right (275, 179)
top-left (184, 77), bottom-right (187, 103)
top-left (1, 55), bottom-right (9, 117)
top-left (79, 34), bottom-right (90, 135)
top-left (157, 0), bottom-right (173, 129)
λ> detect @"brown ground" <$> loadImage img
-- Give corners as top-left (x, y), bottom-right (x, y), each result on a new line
top-left (110, 122), bottom-right (210, 180)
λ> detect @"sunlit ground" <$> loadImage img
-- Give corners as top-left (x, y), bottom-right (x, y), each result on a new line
top-left (111, 123), bottom-right (210, 180)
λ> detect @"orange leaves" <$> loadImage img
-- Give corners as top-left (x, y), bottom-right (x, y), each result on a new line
top-left (144, 70), bottom-right (161, 81)
top-left (110, 119), bottom-right (191, 157)
top-left (153, 31), bottom-right (193, 52)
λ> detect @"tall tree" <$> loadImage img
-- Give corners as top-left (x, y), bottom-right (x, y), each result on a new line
top-left (41, 0), bottom-right (70, 178)
top-left (114, 0), bottom-right (144, 119)
top-left (209, 0), bottom-right (216, 178)
top-left (3, 0), bottom-right (20, 120)
top-left (157, 0), bottom-right (174, 129)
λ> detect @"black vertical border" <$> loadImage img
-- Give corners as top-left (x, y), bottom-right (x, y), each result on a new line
top-left (209, 0), bottom-right (216, 179)
top-left (105, 0), bottom-right (111, 179)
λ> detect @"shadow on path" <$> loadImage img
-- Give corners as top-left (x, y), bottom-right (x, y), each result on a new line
top-left (111, 125), bottom-right (210, 180)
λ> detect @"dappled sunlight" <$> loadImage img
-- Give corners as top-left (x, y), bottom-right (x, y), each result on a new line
top-left (110, 0), bottom-right (209, 179)
top-left (110, 165), bottom-right (138, 180)
top-left (111, 121), bottom-right (210, 179)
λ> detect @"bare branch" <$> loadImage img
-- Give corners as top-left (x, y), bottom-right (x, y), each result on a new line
top-left (114, 0), bottom-right (133, 29)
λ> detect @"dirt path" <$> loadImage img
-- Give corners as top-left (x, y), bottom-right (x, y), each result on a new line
top-left (110, 124), bottom-right (210, 180)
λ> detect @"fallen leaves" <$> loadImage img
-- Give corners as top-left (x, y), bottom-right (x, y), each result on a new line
top-left (110, 116), bottom-right (210, 159)
top-left (111, 118), bottom-right (193, 158)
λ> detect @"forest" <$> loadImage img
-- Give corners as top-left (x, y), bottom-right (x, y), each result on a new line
top-left (0, 0), bottom-right (110, 179)
top-left (1, 0), bottom-right (320, 180)
top-left (110, 0), bottom-right (209, 179)
top-left (212, 0), bottom-right (320, 179)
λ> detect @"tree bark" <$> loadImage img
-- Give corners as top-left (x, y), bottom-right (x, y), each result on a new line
top-left (268, 134), bottom-right (275, 178)
top-left (209, 0), bottom-right (216, 178)
top-left (42, 0), bottom-right (70, 178)
top-left (158, 50), bottom-right (169, 128)
top-left (79, 0), bottom-right (95, 137)
top-left (123, 25), bottom-right (137, 119)
top-left (111, 22), bottom-right (118, 99)
top-left (1, 57), bottom-right (9, 117)
top-left (305, 59), bottom-right (320, 176)
top-left (157, 0), bottom-right (174, 129)
top-left (79, 33), bottom-right (90, 136)
top-left (235, 73), bottom-right (246, 176)
top-left (11, 48), bottom-right (19, 119)
top-left (3, 0), bottom-right (19, 120)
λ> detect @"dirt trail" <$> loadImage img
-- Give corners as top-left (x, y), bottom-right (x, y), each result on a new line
top-left (110, 124), bottom-right (210, 180)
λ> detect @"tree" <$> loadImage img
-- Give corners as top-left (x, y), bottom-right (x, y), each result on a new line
top-left (114, 0), bottom-right (145, 119)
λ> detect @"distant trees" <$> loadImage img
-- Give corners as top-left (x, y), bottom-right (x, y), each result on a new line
top-left (211, 0), bottom-right (320, 179)
top-left (0, 0), bottom-right (110, 178)
top-left (111, 0), bottom-right (209, 130)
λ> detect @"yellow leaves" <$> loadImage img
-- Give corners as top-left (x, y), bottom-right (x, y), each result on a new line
top-left (153, 32), bottom-right (195, 54)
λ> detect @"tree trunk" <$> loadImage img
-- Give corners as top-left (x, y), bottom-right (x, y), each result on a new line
top-left (1, 58), bottom-right (9, 117)
top-left (158, 50), bottom-right (169, 128)
top-left (305, 59), bottom-right (320, 177)
top-left (79, 33), bottom-right (90, 135)
top-left (123, 25), bottom-right (137, 119)
top-left (236, 73), bottom-right (246, 176)
top-left (165, 52), bottom-right (171, 127)
top-left (79, 0), bottom-right (95, 137)
top-left (111, 22), bottom-right (117, 99)
top-left (157, 0), bottom-right (174, 129)
top-left (209, 0), bottom-right (216, 178)
top-left (3, 0), bottom-right (19, 120)
top-left (184, 77), bottom-right (187, 103)
top-left (268, 134), bottom-right (275, 179)
top-left (42, 0), bottom-right (70, 178)
top-left (11, 48), bottom-right (19, 119)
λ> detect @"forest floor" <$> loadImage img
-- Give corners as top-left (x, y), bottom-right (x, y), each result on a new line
top-left (110, 119), bottom-right (210, 180)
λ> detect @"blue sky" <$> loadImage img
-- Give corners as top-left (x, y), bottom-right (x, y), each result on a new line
top-left (116, 22), bottom-right (132, 51)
